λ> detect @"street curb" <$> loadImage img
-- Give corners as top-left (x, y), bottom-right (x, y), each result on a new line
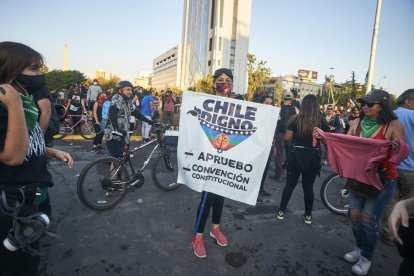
top-left (58, 135), bottom-right (144, 141)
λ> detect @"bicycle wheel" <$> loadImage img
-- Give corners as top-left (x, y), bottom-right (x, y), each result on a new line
top-left (151, 146), bottom-right (181, 191)
top-left (53, 120), bottom-right (71, 139)
top-left (77, 157), bottom-right (130, 210)
top-left (320, 173), bottom-right (349, 215)
top-left (79, 121), bottom-right (95, 140)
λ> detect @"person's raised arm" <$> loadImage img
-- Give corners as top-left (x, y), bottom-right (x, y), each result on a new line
top-left (0, 84), bottom-right (29, 166)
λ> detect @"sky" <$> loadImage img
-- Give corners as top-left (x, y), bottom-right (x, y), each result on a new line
top-left (1, 0), bottom-right (413, 96)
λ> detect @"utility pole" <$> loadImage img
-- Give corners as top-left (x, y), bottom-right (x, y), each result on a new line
top-left (351, 71), bottom-right (356, 100)
top-left (366, 0), bottom-right (383, 94)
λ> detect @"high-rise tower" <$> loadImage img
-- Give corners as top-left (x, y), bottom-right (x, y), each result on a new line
top-left (180, 0), bottom-right (252, 94)
top-left (63, 44), bottom-right (69, 71)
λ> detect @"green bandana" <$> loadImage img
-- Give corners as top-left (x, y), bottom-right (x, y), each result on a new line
top-left (20, 94), bottom-right (39, 131)
top-left (361, 117), bottom-right (381, 138)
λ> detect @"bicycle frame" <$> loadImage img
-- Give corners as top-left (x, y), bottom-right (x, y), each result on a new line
top-left (114, 124), bottom-right (171, 188)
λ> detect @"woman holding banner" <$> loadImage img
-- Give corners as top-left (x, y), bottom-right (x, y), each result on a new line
top-left (192, 68), bottom-right (233, 258)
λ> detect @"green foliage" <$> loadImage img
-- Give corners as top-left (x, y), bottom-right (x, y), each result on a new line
top-left (45, 70), bottom-right (87, 91)
top-left (274, 81), bottom-right (283, 102)
top-left (195, 74), bottom-right (214, 94)
top-left (247, 53), bottom-right (272, 101)
top-left (95, 76), bottom-right (120, 92)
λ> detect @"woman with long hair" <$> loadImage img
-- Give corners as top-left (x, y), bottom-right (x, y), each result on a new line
top-left (276, 94), bottom-right (329, 224)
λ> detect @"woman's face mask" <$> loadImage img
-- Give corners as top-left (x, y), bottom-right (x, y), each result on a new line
top-left (15, 74), bottom-right (46, 95)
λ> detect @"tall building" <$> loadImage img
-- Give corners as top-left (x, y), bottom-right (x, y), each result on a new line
top-left (63, 44), bottom-right (69, 71)
top-left (96, 70), bottom-right (113, 81)
top-left (151, 45), bottom-right (182, 91)
top-left (180, 0), bottom-right (252, 93)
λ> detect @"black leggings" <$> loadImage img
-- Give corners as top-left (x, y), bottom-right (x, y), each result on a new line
top-left (279, 167), bottom-right (317, 215)
top-left (195, 192), bottom-right (224, 233)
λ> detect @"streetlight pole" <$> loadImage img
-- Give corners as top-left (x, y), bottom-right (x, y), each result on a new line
top-left (366, 0), bottom-right (383, 94)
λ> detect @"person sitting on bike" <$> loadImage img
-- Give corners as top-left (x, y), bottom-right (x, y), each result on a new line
top-left (106, 81), bottom-right (154, 158)
top-left (65, 84), bottom-right (86, 134)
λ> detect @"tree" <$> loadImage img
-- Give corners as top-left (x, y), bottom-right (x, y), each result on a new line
top-left (274, 80), bottom-right (283, 103)
top-left (247, 53), bottom-right (272, 101)
top-left (188, 75), bottom-right (214, 94)
top-left (45, 70), bottom-right (87, 91)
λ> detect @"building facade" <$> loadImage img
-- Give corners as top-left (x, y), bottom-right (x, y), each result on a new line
top-left (180, 0), bottom-right (252, 93)
top-left (134, 71), bottom-right (152, 88)
top-left (263, 75), bottom-right (323, 100)
top-left (151, 45), bottom-right (182, 91)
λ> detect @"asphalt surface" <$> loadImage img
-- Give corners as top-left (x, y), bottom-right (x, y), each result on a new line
top-left (38, 138), bottom-right (401, 276)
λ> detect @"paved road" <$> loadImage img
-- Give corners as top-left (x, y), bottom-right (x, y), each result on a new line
top-left (38, 139), bottom-right (401, 276)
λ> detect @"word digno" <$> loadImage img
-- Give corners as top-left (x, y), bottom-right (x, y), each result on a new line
top-left (199, 99), bottom-right (257, 130)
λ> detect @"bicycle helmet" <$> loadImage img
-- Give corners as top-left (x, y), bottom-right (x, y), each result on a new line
top-left (116, 80), bottom-right (133, 89)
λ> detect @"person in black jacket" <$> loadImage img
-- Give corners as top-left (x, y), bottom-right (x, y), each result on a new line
top-left (106, 81), bottom-right (154, 158)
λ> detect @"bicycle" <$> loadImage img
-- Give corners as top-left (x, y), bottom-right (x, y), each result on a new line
top-left (54, 113), bottom-right (96, 140)
top-left (320, 173), bottom-right (349, 215)
top-left (76, 122), bottom-right (181, 210)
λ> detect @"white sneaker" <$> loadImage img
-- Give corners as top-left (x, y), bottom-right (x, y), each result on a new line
top-left (352, 256), bottom-right (371, 276)
top-left (344, 248), bottom-right (362, 263)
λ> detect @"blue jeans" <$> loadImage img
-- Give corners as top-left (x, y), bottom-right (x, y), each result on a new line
top-left (348, 179), bottom-right (397, 260)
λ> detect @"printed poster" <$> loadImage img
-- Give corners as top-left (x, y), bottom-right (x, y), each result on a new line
top-left (177, 91), bottom-right (279, 205)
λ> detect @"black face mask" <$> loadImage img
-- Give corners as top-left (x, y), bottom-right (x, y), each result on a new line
top-left (15, 74), bottom-right (46, 95)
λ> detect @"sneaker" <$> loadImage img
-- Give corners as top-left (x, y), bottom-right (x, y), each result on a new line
top-left (210, 227), bottom-right (228, 247)
top-left (344, 248), bottom-right (362, 263)
top-left (259, 190), bottom-right (271, 197)
top-left (91, 147), bottom-right (98, 152)
top-left (352, 256), bottom-right (371, 276)
top-left (256, 197), bottom-right (263, 204)
top-left (192, 235), bottom-right (206, 258)
top-left (276, 209), bottom-right (285, 220)
top-left (303, 214), bottom-right (312, 225)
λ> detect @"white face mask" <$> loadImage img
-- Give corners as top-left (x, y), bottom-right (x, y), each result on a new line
top-left (93, 82), bottom-right (98, 85)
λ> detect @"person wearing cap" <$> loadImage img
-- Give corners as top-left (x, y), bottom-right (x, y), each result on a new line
top-left (106, 81), bottom-right (154, 158)
top-left (323, 103), bottom-right (341, 133)
top-left (192, 68), bottom-right (233, 258)
top-left (380, 89), bottom-right (414, 245)
top-left (344, 89), bottom-right (404, 275)
top-left (273, 90), bottom-right (298, 181)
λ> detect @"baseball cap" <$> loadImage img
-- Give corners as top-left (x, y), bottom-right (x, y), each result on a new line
top-left (327, 104), bottom-right (334, 109)
top-left (283, 91), bottom-right (293, 99)
top-left (359, 89), bottom-right (390, 105)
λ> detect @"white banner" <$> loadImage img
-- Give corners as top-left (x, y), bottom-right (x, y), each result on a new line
top-left (177, 91), bottom-right (279, 205)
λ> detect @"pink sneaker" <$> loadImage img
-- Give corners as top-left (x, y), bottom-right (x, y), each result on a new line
top-left (192, 235), bottom-right (206, 258)
top-left (210, 227), bottom-right (228, 247)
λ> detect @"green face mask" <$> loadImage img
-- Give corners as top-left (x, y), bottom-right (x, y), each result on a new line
top-left (20, 94), bottom-right (39, 131)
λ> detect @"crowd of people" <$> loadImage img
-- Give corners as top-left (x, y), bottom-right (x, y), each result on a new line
top-left (1, 41), bottom-right (413, 276)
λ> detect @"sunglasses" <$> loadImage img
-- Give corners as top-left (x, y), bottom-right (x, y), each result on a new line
top-left (361, 101), bottom-right (379, 108)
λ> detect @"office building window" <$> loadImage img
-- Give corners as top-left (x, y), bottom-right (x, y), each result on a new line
top-left (219, 0), bottom-right (224, 27)
top-left (210, 0), bottom-right (216, 29)
top-left (208, 60), bottom-right (211, 67)
top-left (209, 38), bottom-right (213, 51)
top-left (219, 37), bottom-right (222, 51)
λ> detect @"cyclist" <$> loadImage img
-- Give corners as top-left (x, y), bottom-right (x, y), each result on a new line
top-left (65, 84), bottom-right (86, 134)
top-left (106, 81), bottom-right (154, 158)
